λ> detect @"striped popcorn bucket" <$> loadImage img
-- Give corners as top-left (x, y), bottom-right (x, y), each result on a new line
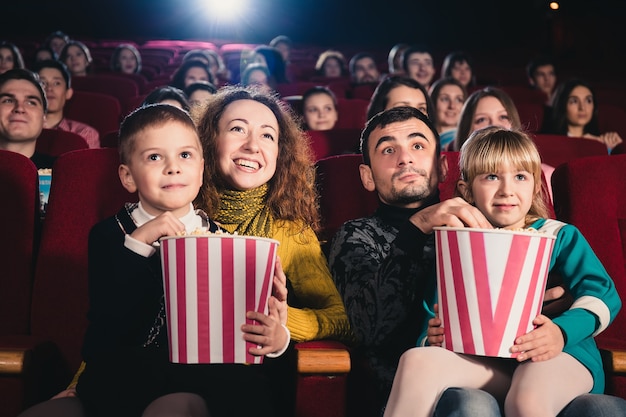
top-left (434, 227), bottom-right (556, 358)
top-left (160, 235), bottom-right (279, 364)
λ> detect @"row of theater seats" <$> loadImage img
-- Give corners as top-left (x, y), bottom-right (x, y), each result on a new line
top-left (1, 135), bottom-right (624, 416)
top-left (0, 148), bottom-right (349, 417)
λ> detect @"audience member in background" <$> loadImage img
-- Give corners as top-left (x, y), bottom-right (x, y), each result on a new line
top-left (0, 41), bottom-right (25, 74)
top-left (301, 86), bottom-right (338, 131)
top-left (452, 86), bottom-right (520, 151)
top-left (59, 40), bottom-right (93, 77)
top-left (366, 75), bottom-right (434, 121)
top-left (34, 60), bottom-right (100, 148)
top-left (33, 46), bottom-right (57, 63)
top-left (253, 45), bottom-right (289, 84)
top-left (387, 43), bottom-right (409, 75)
top-left (428, 77), bottom-right (467, 150)
top-left (170, 59), bottom-right (214, 91)
top-left (0, 69), bottom-right (55, 169)
top-left (440, 51), bottom-right (476, 90)
top-left (240, 63), bottom-right (273, 94)
top-left (526, 55), bottom-right (557, 105)
top-left (269, 35), bottom-right (293, 65)
top-left (349, 52), bottom-right (381, 85)
top-left (43, 30), bottom-right (70, 57)
top-left (546, 78), bottom-right (622, 151)
top-left (314, 49), bottom-right (348, 79)
top-left (451, 85), bottom-right (557, 201)
top-left (402, 44), bottom-right (436, 90)
top-left (182, 49), bottom-right (230, 85)
top-left (141, 85), bottom-right (190, 112)
top-left (109, 43), bottom-right (142, 75)
top-left (184, 80), bottom-right (217, 107)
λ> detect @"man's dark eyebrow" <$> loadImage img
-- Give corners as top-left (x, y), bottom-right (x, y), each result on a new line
top-left (0, 92), bottom-right (42, 105)
top-left (374, 131), bottom-right (429, 150)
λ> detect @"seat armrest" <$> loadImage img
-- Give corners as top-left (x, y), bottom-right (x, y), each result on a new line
top-left (601, 348), bottom-right (626, 375)
top-left (295, 340), bottom-right (351, 374)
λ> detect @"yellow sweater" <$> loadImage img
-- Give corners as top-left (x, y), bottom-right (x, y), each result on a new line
top-left (219, 220), bottom-right (352, 343)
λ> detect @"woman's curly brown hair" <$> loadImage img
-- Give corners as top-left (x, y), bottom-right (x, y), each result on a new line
top-left (194, 85), bottom-right (320, 231)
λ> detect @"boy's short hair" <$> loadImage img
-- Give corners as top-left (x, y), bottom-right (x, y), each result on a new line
top-left (0, 68), bottom-right (48, 113)
top-left (118, 104), bottom-right (199, 164)
top-left (32, 59), bottom-right (72, 88)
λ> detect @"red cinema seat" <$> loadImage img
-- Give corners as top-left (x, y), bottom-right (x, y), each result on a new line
top-left (65, 90), bottom-right (122, 137)
top-left (532, 133), bottom-right (608, 169)
top-left (0, 151), bottom-right (40, 336)
top-left (36, 129), bottom-right (89, 156)
top-left (0, 148), bottom-right (137, 415)
top-left (552, 154), bottom-right (626, 399)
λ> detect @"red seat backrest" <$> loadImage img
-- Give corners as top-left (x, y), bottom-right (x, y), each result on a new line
top-left (336, 98), bottom-right (368, 130)
top-left (515, 101), bottom-right (545, 133)
top-left (598, 103), bottom-right (626, 139)
top-left (71, 74), bottom-right (140, 105)
top-left (0, 150), bottom-right (39, 335)
top-left (36, 129), bottom-right (89, 156)
top-left (65, 90), bottom-right (122, 137)
top-left (30, 148), bottom-right (137, 384)
top-left (532, 133), bottom-right (608, 169)
top-left (315, 154), bottom-right (379, 244)
top-left (552, 154), bottom-right (626, 396)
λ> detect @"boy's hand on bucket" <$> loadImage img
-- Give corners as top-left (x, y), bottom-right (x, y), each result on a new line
top-left (242, 308), bottom-right (288, 356)
top-left (510, 314), bottom-right (565, 362)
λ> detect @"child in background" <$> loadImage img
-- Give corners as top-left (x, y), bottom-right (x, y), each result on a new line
top-left (383, 126), bottom-right (621, 417)
top-left (302, 86), bottom-right (338, 131)
top-left (75, 103), bottom-right (289, 417)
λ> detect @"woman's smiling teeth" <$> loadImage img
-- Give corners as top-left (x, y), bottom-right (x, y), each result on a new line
top-left (235, 159), bottom-right (259, 170)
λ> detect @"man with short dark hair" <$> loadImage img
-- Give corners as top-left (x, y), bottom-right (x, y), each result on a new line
top-left (34, 60), bottom-right (99, 148)
top-left (403, 45), bottom-right (436, 89)
top-left (349, 52), bottom-right (381, 84)
top-left (0, 68), bottom-right (55, 168)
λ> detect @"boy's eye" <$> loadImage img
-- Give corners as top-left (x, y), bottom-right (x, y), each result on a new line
top-left (148, 154), bottom-right (161, 161)
top-left (181, 151), bottom-right (191, 159)
top-left (486, 174), bottom-right (498, 180)
top-left (382, 147), bottom-right (394, 155)
top-left (412, 143), bottom-right (424, 150)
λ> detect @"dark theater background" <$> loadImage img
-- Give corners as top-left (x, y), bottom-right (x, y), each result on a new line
top-left (3, 0), bottom-right (626, 52)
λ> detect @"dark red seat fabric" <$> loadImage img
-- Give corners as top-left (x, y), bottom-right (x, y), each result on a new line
top-left (0, 151), bottom-right (39, 336)
top-left (306, 128), bottom-right (362, 161)
top-left (598, 103), bottom-right (626, 139)
top-left (611, 142), bottom-right (626, 155)
top-left (315, 153), bottom-right (379, 246)
top-left (515, 100), bottom-right (545, 133)
top-left (336, 98), bottom-right (368, 130)
top-left (36, 129), bottom-right (89, 156)
top-left (0, 148), bottom-right (136, 415)
top-left (71, 74), bottom-right (140, 105)
top-left (532, 133), bottom-right (608, 169)
top-left (552, 154), bottom-right (626, 399)
top-left (64, 90), bottom-right (122, 137)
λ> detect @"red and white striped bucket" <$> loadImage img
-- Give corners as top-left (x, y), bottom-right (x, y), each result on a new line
top-left (160, 235), bottom-right (279, 364)
top-left (434, 227), bottom-right (555, 358)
